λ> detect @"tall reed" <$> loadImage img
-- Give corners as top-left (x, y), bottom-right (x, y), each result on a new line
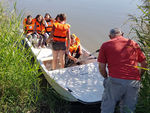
top-left (0, 2), bottom-right (42, 112)
top-left (129, 0), bottom-right (150, 112)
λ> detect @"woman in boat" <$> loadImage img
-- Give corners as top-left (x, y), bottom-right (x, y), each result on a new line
top-left (34, 14), bottom-right (47, 48)
top-left (48, 13), bottom-right (71, 70)
top-left (44, 13), bottom-right (54, 36)
top-left (23, 15), bottom-right (35, 42)
top-left (65, 34), bottom-right (82, 67)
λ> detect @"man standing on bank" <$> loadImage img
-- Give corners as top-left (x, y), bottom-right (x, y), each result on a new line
top-left (98, 28), bottom-right (147, 113)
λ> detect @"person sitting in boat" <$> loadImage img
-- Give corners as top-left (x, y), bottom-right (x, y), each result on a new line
top-left (46, 14), bottom-right (60, 46)
top-left (48, 13), bottom-right (71, 70)
top-left (65, 34), bottom-right (82, 67)
top-left (44, 13), bottom-right (54, 36)
top-left (23, 15), bottom-right (36, 43)
top-left (34, 14), bottom-right (47, 48)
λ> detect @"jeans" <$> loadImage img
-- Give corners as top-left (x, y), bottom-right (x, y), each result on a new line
top-left (101, 77), bottom-right (140, 113)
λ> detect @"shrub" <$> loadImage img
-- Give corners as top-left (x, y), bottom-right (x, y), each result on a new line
top-left (129, 0), bottom-right (150, 113)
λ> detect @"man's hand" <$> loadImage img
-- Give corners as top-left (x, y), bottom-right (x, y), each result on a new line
top-left (99, 63), bottom-right (108, 78)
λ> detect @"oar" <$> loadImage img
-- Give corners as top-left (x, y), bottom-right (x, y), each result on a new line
top-left (89, 49), bottom-right (99, 56)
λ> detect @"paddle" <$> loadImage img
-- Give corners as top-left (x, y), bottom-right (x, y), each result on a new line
top-left (89, 49), bottom-right (100, 56)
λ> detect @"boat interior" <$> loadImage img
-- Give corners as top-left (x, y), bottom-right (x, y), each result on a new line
top-left (41, 46), bottom-right (97, 71)
top-left (26, 39), bottom-right (104, 103)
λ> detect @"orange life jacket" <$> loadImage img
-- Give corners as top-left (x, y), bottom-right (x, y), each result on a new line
top-left (23, 18), bottom-right (35, 34)
top-left (69, 36), bottom-right (80, 54)
top-left (23, 18), bottom-right (27, 25)
top-left (45, 19), bottom-right (53, 33)
top-left (35, 20), bottom-right (45, 34)
top-left (69, 44), bottom-right (81, 55)
top-left (53, 23), bottom-right (70, 42)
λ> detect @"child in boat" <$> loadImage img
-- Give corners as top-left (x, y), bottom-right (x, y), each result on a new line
top-left (34, 14), bottom-right (47, 48)
top-left (44, 13), bottom-right (54, 36)
top-left (46, 14), bottom-right (60, 45)
top-left (23, 15), bottom-right (36, 43)
top-left (65, 34), bottom-right (82, 67)
top-left (48, 13), bottom-right (71, 70)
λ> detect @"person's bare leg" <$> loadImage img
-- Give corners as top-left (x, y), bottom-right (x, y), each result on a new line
top-left (52, 50), bottom-right (58, 70)
top-left (59, 50), bottom-right (65, 68)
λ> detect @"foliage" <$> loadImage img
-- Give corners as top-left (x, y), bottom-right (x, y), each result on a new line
top-left (0, 2), bottom-right (41, 112)
top-left (129, 0), bottom-right (150, 113)
top-left (0, 2), bottom-right (70, 113)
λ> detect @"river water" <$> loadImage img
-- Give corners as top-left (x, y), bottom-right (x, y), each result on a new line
top-left (13, 0), bottom-right (140, 52)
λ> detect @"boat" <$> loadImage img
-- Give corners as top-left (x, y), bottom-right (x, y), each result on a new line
top-left (25, 38), bottom-right (104, 104)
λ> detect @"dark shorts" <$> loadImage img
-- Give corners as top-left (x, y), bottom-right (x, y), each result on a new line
top-left (52, 41), bottom-right (66, 51)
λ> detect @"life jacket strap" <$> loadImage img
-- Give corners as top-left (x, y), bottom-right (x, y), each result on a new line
top-left (53, 35), bottom-right (66, 39)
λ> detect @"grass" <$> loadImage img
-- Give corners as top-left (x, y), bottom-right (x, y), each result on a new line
top-left (0, 2), bottom-right (40, 112)
top-left (0, 1), bottom-right (70, 113)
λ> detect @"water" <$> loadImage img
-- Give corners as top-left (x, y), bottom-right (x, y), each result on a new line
top-left (13, 0), bottom-right (140, 52)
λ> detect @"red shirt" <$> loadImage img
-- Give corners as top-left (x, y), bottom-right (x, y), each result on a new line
top-left (98, 36), bottom-right (146, 80)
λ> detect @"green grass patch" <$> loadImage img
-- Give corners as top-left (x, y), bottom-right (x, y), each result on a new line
top-left (0, 2), bottom-right (41, 112)
top-left (0, 1), bottom-right (70, 113)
